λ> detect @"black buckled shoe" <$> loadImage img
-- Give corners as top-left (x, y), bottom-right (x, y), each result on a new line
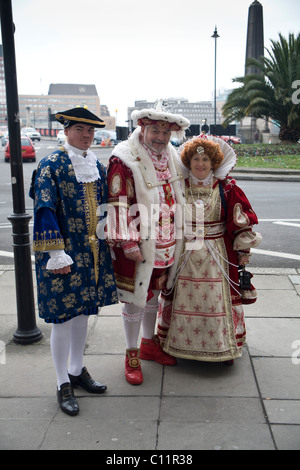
top-left (57, 382), bottom-right (79, 416)
top-left (69, 367), bottom-right (107, 394)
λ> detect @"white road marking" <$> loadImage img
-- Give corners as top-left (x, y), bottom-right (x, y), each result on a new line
top-left (252, 248), bottom-right (300, 261)
top-left (0, 250), bottom-right (35, 261)
top-left (259, 219), bottom-right (300, 222)
top-left (0, 220), bottom-right (299, 261)
top-left (273, 221), bottom-right (300, 228)
top-left (0, 222), bottom-right (33, 229)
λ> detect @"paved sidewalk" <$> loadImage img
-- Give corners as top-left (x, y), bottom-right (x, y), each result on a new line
top-left (231, 167), bottom-right (300, 182)
top-left (0, 265), bottom-right (300, 450)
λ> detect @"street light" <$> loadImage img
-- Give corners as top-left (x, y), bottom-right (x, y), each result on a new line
top-left (0, 0), bottom-right (42, 344)
top-left (211, 26), bottom-right (220, 132)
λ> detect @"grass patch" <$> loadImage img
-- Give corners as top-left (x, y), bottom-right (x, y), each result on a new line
top-left (233, 143), bottom-right (300, 169)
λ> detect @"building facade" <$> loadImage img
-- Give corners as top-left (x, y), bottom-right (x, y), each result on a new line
top-left (0, 78), bottom-right (114, 132)
top-left (19, 83), bottom-right (101, 130)
top-left (128, 98), bottom-right (222, 131)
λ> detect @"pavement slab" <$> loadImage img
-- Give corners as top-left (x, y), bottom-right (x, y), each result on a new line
top-left (1, 269), bottom-right (300, 450)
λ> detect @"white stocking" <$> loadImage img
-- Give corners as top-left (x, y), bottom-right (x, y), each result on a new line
top-left (50, 315), bottom-right (89, 388)
top-left (50, 321), bottom-right (72, 389)
top-left (123, 317), bottom-right (142, 349)
top-left (122, 303), bottom-right (142, 349)
top-left (122, 291), bottom-right (160, 348)
top-left (141, 290), bottom-right (160, 339)
top-left (69, 315), bottom-right (88, 377)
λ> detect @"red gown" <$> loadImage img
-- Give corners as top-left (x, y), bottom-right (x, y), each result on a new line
top-left (157, 177), bottom-right (262, 362)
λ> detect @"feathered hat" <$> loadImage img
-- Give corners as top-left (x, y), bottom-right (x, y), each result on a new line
top-left (131, 100), bottom-right (190, 140)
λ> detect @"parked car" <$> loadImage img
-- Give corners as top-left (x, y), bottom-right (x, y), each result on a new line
top-left (171, 137), bottom-right (184, 147)
top-left (1, 131), bottom-right (9, 146)
top-left (220, 135), bottom-right (241, 145)
top-left (57, 129), bottom-right (66, 144)
top-left (21, 127), bottom-right (41, 141)
top-left (0, 126), bottom-right (7, 137)
top-left (4, 137), bottom-right (36, 162)
top-left (93, 130), bottom-right (117, 146)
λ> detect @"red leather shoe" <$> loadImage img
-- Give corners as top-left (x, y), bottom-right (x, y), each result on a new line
top-left (223, 359), bottom-right (234, 366)
top-left (139, 335), bottom-right (177, 366)
top-left (125, 349), bottom-right (143, 385)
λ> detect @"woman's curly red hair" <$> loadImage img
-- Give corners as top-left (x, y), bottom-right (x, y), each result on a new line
top-left (181, 138), bottom-right (224, 171)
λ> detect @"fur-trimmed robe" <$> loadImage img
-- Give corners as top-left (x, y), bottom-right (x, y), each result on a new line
top-left (106, 128), bottom-right (185, 308)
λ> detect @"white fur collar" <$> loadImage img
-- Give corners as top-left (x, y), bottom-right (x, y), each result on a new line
top-left (113, 128), bottom-right (183, 186)
top-left (110, 128), bottom-right (185, 307)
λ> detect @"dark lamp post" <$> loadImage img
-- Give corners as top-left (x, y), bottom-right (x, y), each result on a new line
top-left (0, 0), bottom-right (42, 344)
top-left (211, 26), bottom-right (220, 131)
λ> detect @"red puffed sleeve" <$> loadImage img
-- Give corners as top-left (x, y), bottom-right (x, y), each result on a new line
top-left (106, 156), bottom-right (141, 253)
top-left (222, 179), bottom-right (262, 252)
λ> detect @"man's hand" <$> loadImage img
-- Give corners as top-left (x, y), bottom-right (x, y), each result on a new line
top-left (124, 250), bottom-right (144, 263)
top-left (52, 265), bottom-right (72, 275)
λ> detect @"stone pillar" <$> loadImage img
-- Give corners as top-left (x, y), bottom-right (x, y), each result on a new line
top-left (239, 1), bottom-right (265, 143)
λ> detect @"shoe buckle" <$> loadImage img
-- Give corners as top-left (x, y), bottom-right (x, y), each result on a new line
top-left (128, 357), bottom-right (140, 368)
top-left (61, 387), bottom-right (73, 399)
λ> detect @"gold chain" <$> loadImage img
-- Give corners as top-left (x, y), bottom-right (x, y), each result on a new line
top-left (188, 178), bottom-right (213, 204)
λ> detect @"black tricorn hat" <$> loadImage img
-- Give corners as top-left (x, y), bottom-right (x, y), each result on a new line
top-left (55, 107), bottom-right (105, 128)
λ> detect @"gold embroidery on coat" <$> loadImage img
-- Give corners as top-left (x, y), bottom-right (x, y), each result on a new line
top-left (82, 182), bottom-right (100, 285)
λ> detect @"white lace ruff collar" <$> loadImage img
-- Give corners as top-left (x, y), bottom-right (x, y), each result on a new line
top-left (64, 142), bottom-right (100, 183)
top-left (189, 169), bottom-right (214, 185)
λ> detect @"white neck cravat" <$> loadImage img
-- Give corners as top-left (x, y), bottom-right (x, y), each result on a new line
top-left (64, 141), bottom-right (100, 183)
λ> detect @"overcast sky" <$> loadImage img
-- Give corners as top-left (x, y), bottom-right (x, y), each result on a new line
top-left (1, 0), bottom-right (299, 125)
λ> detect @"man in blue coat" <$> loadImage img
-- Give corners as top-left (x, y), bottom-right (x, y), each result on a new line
top-left (30, 107), bottom-right (118, 416)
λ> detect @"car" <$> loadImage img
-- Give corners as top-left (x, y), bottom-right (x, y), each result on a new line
top-left (4, 137), bottom-right (36, 162)
top-left (57, 129), bottom-right (66, 144)
top-left (21, 127), bottom-right (41, 141)
top-left (171, 137), bottom-right (184, 147)
top-left (93, 130), bottom-right (117, 146)
top-left (1, 131), bottom-right (9, 146)
top-left (220, 135), bottom-right (241, 145)
top-left (0, 126), bottom-right (7, 137)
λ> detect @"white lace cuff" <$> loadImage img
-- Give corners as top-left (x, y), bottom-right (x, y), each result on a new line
top-left (46, 250), bottom-right (74, 270)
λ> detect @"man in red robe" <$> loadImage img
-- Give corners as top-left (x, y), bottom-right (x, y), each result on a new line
top-left (105, 103), bottom-right (190, 384)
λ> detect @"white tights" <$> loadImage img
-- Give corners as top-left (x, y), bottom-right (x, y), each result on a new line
top-left (122, 290), bottom-right (160, 349)
top-left (50, 315), bottom-right (88, 389)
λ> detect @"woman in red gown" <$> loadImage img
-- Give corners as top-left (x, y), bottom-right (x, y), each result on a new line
top-left (157, 136), bottom-right (262, 364)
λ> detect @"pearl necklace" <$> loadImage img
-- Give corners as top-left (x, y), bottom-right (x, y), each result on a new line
top-left (187, 180), bottom-right (215, 226)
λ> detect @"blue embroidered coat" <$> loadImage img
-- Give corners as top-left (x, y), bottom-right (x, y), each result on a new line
top-left (30, 149), bottom-right (118, 323)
